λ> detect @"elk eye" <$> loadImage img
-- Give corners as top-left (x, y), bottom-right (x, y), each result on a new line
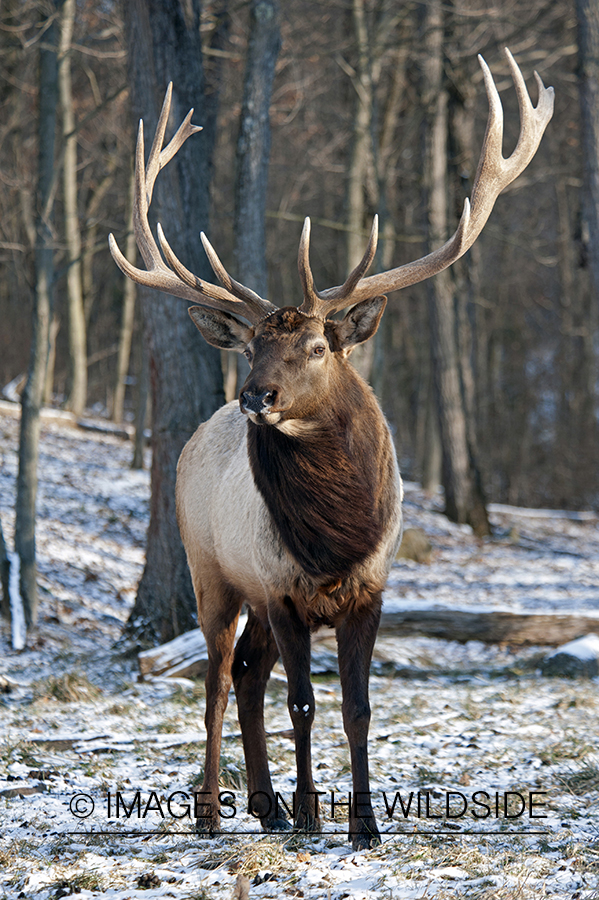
top-left (312, 345), bottom-right (326, 358)
top-left (244, 348), bottom-right (253, 362)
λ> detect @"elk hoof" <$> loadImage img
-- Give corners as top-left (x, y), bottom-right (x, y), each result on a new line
top-left (263, 816), bottom-right (292, 833)
top-left (194, 817), bottom-right (220, 837)
top-left (350, 825), bottom-right (381, 851)
top-left (294, 811), bottom-right (321, 834)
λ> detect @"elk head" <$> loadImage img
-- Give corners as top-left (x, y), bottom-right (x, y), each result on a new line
top-left (109, 51), bottom-right (554, 413)
top-left (187, 298), bottom-right (385, 426)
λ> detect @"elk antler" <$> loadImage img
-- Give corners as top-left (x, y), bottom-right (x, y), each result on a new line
top-left (109, 84), bottom-right (276, 324)
top-left (298, 48), bottom-right (554, 318)
top-left (298, 216), bottom-right (379, 317)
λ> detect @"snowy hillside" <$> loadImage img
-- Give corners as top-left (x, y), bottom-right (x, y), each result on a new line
top-left (1, 408), bottom-right (599, 899)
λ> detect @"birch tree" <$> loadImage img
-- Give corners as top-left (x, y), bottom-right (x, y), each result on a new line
top-left (112, 166), bottom-right (137, 424)
top-left (14, 0), bottom-right (60, 626)
top-left (0, 516), bottom-right (10, 621)
top-left (59, 0), bottom-right (87, 415)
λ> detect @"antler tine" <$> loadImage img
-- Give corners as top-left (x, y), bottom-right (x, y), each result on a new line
top-left (298, 215), bottom-right (379, 317)
top-left (315, 49), bottom-right (554, 310)
top-left (345, 214), bottom-right (379, 290)
top-left (143, 86), bottom-right (202, 205)
top-left (200, 232), bottom-right (276, 320)
top-left (502, 49), bottom-right (554, 179)
top-left (159, 108), bottom-right (202, 169)
top-left (132, 119), bottom-right (162, 273)
top-left (155, 225), bottom-right (264, 322)
top-left (109, 85), bottom-right (276, 323)
top-left (319, 216), bottom-right (379, 317)
top-left (144, 82), bottom-right (172, 208)
top-left (297, 218), bottom-right (321, 315)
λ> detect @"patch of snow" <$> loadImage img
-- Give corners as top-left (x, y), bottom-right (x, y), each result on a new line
top-left (8, 550), bottom-right (25, 650)
top-left (1, 412), bottom-right (599, 900)
top-left (545, 633), bottom-right (599, 661)
top-left (488, 503), bottom-right (597, 521)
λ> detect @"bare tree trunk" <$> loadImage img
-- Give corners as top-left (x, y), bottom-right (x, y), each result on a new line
top-left (346, 0), bottom-right (375, 382)
top-left (59, 0), bottom-right (87, 416)
top-left (371, 41), bottom-right (408, 403)
top-left (233, 0), bottom-right (280, 394)
top-left (554, 177), bottom-right (576, 504)
top-left (14, 3), bottom-right (59, 626)
top-left (131, 332), bottom-right (149, 470)
top-left (554, 173), bottom-right (597, 507)
top-left (575, 0), bottom-right (599, 507)
top-left (43, 315), bottom-right (59, 405)
top-left (0, 516), bottom-right (10, 621)
top-left (234, 0), bottom-right (280, 297)
top-left (346, 0), bottom-right (372, 273)
top-left (421, 0), bottom-right (489, 535)
top-left (469, 241), bottom-right (489, 454)
top-left (124, 0), bottom-right (226, 645)
top-left (450, 76), bottom-right (478, 450)
top-left (113, 165), bottom-right (137, 423)
top-left (222, 352), bottom-right (238, 403)
top-left (577, 0), bottom-right (599, 299)
top-left (421, 376), bottom-right (442, 493)
top-left (345, 1), bottom-right (404, 384)
top-left (82, 163), bottom-right (116, 324)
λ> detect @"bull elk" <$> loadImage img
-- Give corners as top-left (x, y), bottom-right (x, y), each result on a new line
top-left (110, 49), bottom-right (553, 849)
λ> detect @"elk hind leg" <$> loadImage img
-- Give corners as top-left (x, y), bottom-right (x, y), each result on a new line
top-left (195, 580), bottom-right (241, 834)
top-left (268, 596), bottom-right (320, 833)
top-left (336, 592), bottom-right (382, 850)
top-left (232, 606), bottom-right (289, 830)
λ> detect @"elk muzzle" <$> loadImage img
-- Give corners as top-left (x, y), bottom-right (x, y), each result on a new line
top-left (240, 387), bottom-right (280, 421)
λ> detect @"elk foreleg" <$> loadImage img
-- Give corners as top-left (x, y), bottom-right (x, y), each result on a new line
top-left (336, 592), bottom-right (382, 850)
top-left (268, 596), bottom-right (320, 833)
top-left (232, 607), bottom-right (289, 830)
top-left (195, 591), bottom-right (241, 834)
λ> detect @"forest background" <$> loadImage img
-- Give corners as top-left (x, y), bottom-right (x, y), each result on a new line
top-left (1, 0), bottom-right (597, 641)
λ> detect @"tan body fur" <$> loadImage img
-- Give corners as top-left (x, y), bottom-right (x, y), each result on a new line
top-left (177, 400), bottom-right (403, 631)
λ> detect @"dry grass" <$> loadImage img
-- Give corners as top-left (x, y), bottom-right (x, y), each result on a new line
top-left (32, 670), bottom-right (103, 703)
top-left (559, 759), bottom-right (599, 796)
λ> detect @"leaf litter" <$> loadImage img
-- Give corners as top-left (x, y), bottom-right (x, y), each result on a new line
top-left (1, 410), bottom-right (599, 899)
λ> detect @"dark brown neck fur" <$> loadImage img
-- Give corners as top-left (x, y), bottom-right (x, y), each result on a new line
top-left (247, 368), bottom-right (391, 581)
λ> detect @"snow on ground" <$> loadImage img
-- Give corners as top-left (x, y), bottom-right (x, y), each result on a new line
top-left (1, 408), bottom-right (599, 899)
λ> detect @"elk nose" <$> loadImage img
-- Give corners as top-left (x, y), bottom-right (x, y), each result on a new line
top-left (240, 389), bottom-right (277, 415)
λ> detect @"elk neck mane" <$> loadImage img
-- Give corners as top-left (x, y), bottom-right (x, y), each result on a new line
top-left (246, 367), bottom-right (390, 582)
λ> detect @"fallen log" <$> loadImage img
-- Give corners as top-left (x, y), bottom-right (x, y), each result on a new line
top-left (138, 607), bottom-right (599, 680)
top-left (377, 608), bottom-right (599, 645)
top-left (0, 784), bottom-right (46, 798)
top-left (0, 398), bottom-right (76, 425)
top-left (138, 626), bottom-right (211, 680)
top-left (0, 400), bottom-right (143, 441)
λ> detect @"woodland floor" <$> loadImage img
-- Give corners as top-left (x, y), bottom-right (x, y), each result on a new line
top-left (1, 408), bottom-right (599, 899)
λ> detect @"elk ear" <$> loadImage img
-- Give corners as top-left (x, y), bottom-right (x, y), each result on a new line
top-left (329, 296), bottom-right (387, 355)
top-left (188, 306), bottom-right (254, 352)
